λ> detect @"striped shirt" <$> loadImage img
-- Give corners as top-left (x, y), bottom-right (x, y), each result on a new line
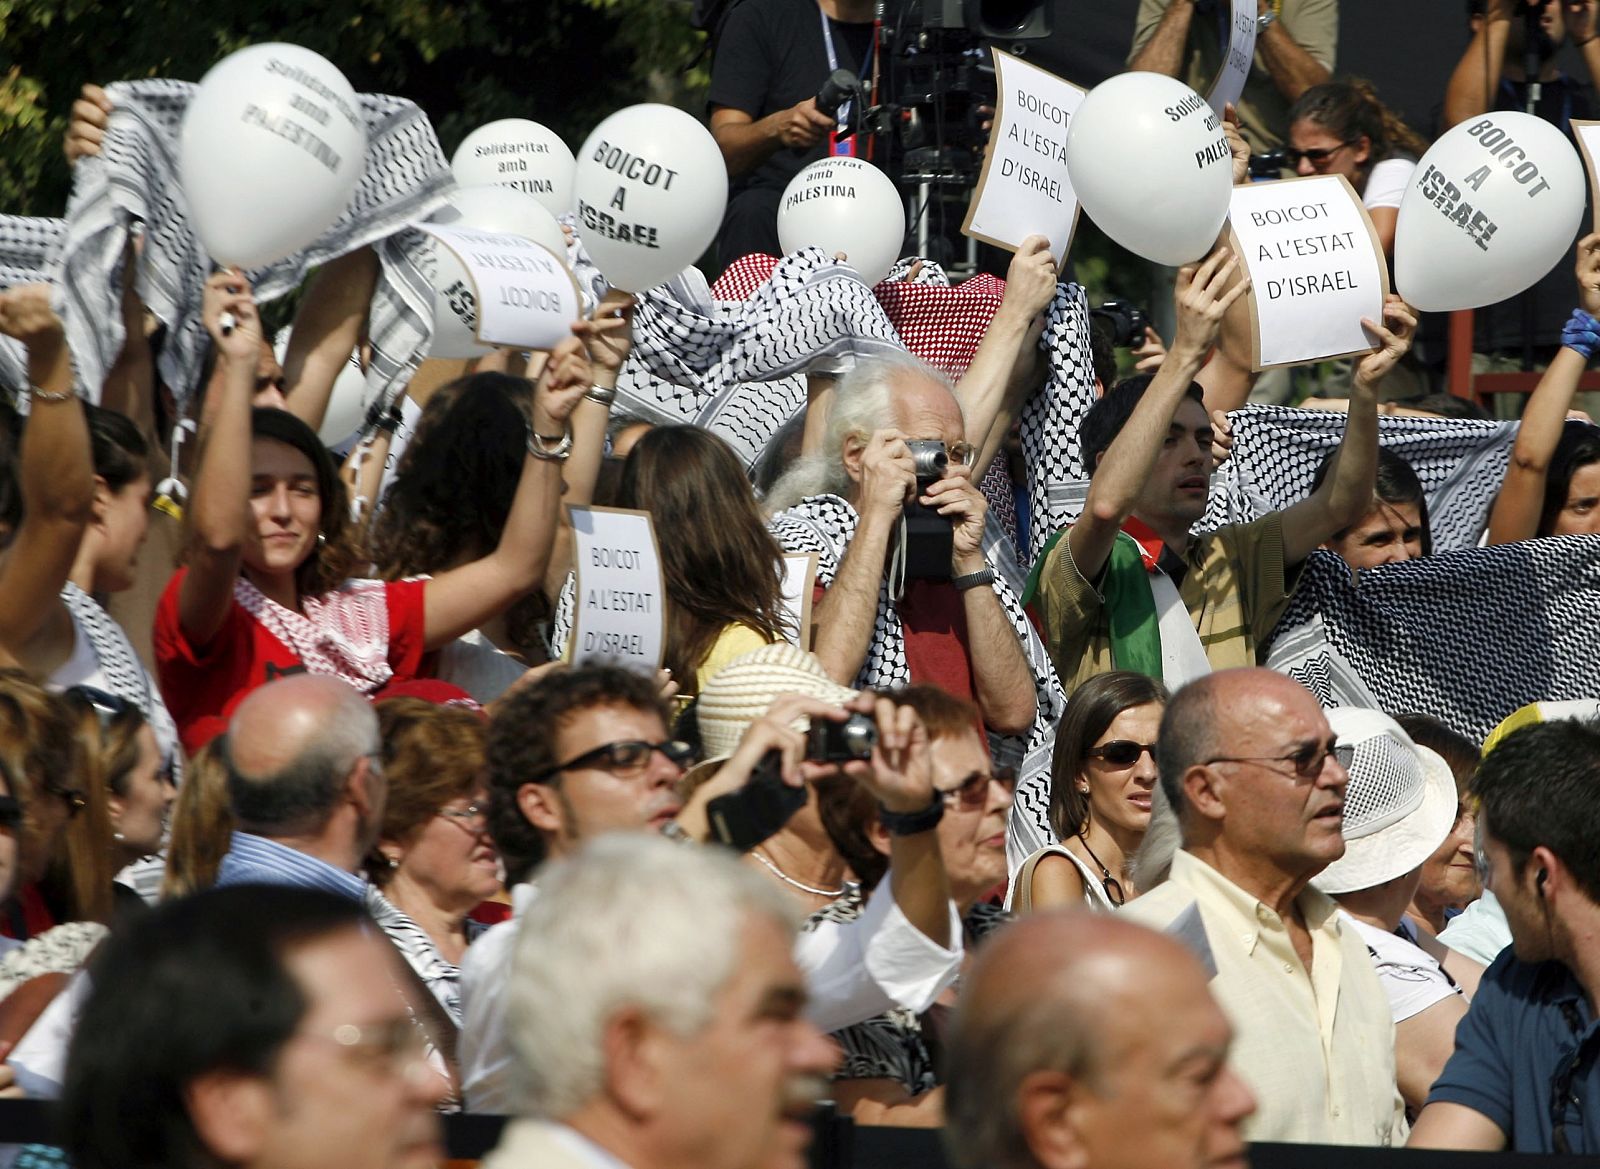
top-left (214, 832), bottom-right (367, 901)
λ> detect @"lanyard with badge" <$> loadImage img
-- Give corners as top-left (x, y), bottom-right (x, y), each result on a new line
top-left (819, 2), bottom-right (875, 158)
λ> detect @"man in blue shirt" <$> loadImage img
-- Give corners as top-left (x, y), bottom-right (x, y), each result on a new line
top-left (1410, 717), bottom-right (1600, 1153)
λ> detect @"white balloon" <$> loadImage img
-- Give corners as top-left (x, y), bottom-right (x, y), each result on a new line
top-left (777, 157), bottom-right (904, 286)
top-left (180, 43), bottom-right (367, 269)
top-left (423, 185), bottom-right (571, 360)
top-left (574, 104), bottom-right (727, 292)
top-left (451, 119), bottom-right (576, 216)
top-left (1064, 72), bottom-right (1232, 267)
top-left (1394, 112), bottom-right (1585, 312)
top-left (272, 329), bottom-right (368, 448)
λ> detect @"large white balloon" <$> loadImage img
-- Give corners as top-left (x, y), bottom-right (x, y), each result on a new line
top-left (573, 104), bottom-right (727, 292)
top-left (451, 120), bottom-right (576, 217)
top-left (180, 43), bottom-right (367, 269)
top-left (777, 157), bottom-right (904, 286)
top-left (423, 185), bottom-right (570, 360)
top-left (1064, 72), bottom-right (1232, 267)
top-left (1394, 112), bottom-right (1584, 312)
top-left (273, 329), bottom-right (368, 447)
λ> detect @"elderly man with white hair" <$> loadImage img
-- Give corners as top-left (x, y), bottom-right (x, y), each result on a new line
top-left (479, 834), bottom-right (838, 1169)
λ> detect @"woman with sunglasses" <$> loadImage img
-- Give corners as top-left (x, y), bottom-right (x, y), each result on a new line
top-left (1285, 80), bottom-right (1430, 258)
top-left (0, 286), bottom-right (181, 776)
top-left (155, 271), bottom-right (590, 752)
top-left (364, 697), bottom-right (498, 1027)
top-left (1009, 671), bottom-right (1169, 913)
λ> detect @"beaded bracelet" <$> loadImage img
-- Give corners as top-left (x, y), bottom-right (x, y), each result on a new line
top-left (526, 427), bottom-right (574, 461)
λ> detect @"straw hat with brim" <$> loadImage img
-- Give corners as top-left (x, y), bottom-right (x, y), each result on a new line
top-left (1311, 707), bottom-right (1460, 897)
top-left (682, 642), bottom-right (858, 787)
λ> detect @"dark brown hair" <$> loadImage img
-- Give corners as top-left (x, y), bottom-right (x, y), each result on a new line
top-left (162, 739), bottom-right (233, 900)
top-left (1288, 78), bottom-right (1431, 181)
top-left (366, 697), bottom-right (487, 886)
top-left (1049, 671), bottom-right (1168, 842)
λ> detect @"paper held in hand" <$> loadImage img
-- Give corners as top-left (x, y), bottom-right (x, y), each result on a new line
top-left (567, 505), bottom-right (666, 672)
top-left (1207, 0), bottom-right (1259, 117)
top-left (1227, 174), bottom-right (1390, 370)
top-left (1571, 120), bottom-right (1600, 230)
top-left (417, 223), bottom-right (580, 352)
top-left (961, 49), bottom-right (1086, 266)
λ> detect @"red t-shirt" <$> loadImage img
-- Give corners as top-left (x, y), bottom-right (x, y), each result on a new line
top-left (813, 578), bottom-right (976, 702)
top-left (154, 569), bottom-right (430, 753)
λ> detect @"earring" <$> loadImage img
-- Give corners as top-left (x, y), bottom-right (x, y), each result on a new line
top-left (1079, 784), bottom-right (1090, 795)
top-left (316, 532), bottom-right (327, 547)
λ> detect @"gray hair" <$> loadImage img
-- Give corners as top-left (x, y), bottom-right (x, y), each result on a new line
top-left (763, 351), bottom-right (951, 514)
top-left (222, 687), bottom-right (379, 837)
top-left (1156, 677), bottom-right (1217, 822)
top-left (507, 834), bottom-right (801, 1119)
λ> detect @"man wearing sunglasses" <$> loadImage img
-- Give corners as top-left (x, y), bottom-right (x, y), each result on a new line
top-left (1122, 668), bottom-right (1406, 1146)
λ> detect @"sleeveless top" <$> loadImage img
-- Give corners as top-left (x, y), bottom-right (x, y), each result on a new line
top-left (1005, 842), bottom-right (1120, 913)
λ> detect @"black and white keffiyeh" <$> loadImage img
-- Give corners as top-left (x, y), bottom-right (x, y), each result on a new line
top-left (60, 582), bottom-right (182, 774)
top-left (1266, 539), bottom-right (1600, 742)
top-left (53, 79), bottom-right (452, 407)
top-left (1205, 407), bottom-right (1517, 551)
top-left (1018, 282), bottom-right (1098, 567)
top-left (0, 215), bottom-right (67, 397)
top-left (766, 495), bottom-right (1067, 871)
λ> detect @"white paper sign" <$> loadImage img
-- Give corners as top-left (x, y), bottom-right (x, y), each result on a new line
top-left (1227, 175), bottom-right (1389, 369)
top-left (779, 553), bottom-right (818, 649)
top-left (567, 505), bottom-right (666, 671)
top-left (417, 223), bottom-right (579, 352)
top-left (1208, 0), bottom-right (1259, 117)
top-left (961, 49), bottom-right (1086, 265)
top-left (1572, 120), bottom-right (1600, 230)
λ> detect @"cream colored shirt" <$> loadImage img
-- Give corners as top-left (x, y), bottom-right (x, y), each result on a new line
top-left (1122, 851), bottom-right (1406, 1146)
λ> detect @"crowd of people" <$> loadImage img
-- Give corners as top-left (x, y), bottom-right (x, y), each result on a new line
top-left (3, 3), bottom-right (1600, 1169)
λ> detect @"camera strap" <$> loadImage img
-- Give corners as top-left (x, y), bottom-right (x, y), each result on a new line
top-left (889, 511), bottom-right (909, 602)
top-left (818, 3), bottom-right (875, 130)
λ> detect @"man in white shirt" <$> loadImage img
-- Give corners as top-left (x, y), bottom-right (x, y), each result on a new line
top-left (461, 663), bottom-right (963, 1113)
top-left (1121, 667), bottom-right (1406, 1145)
top-left (479, 836), bottom-right (837, 1169)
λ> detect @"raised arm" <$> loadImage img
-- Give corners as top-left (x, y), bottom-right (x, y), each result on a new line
top-left (1254, 0), bottom-right (1334, 102)
top-left (1068, 245), bottom-right (1250, 583)
top-left (421, 335), bottom-right (589, 649)
top-left (1487, 235), bottom-right (1600, 544)
top-left (0, 287), bottom-right (93, 663)
top-left (1128, 0), bottom-right (1197, 76)
top-left (281, 247), bottom-right (379, 435)
top-left (1442, 0), bottom-right (1513, 131)
top-left (178, 271), bottom-right (263, 647)
top-left (954, 236), bottom-right (1057, 478)
top-left (1278, 296), bottom-right (1418, 565)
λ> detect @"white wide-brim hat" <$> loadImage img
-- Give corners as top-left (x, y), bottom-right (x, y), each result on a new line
top-left (1312, 707), bottom-right (1459, 897)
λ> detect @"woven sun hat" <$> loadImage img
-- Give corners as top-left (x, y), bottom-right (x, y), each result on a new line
top-left (1311, 707), bottom-right (1459, 897)
top-left (686, 642), bottom-right (859, 783)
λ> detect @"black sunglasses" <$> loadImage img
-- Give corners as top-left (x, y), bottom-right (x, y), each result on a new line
top-left (1283, 141), bottom-right (1355, 166)
top-left (1086, 740), bottom-right (1157, 767)
top-left (936, 767), bottom-right (1016, 809)
top-left (530, 739), bottom-right (695, 785)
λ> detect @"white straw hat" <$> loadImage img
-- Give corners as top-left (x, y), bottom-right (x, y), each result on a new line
top-left (1311, 707), bottom-right (1459, 897)
top-left (692, 642), bottom-right (857, 767)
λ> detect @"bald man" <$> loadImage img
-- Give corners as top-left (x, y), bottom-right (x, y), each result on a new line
top-left (1122, 668), bottom-right (1405, 1146)
top-left (214, 674), bottom-right (384, 898)
top-left (944, 913), bottom-right (1255, 1169)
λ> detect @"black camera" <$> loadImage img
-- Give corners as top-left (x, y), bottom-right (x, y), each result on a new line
top-left (1090, 301), bottom-right (1151, 349)
top-left (806, 712), bottom-right (879, 762)
top-left (1248, 149), bottom-right (1289, 180)
top-left (706, 750), bottom-right (806, 852)
top-left (901, 440), bottom-right (954, 582)
top-left (815, 68), bottom-right (859, 121)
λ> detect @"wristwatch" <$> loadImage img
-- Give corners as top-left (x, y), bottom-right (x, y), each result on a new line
top-left (877, 796), bottom-right (945, 836)
top-left (1257, 10), bottom-right (1277, 30)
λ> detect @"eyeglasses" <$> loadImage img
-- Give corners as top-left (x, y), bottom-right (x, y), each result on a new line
top-left (436, 803), bottom-right (488, 833)
top-left (1283, 141), bottom-right (1355, 167)
top-left (1204, 738), bottom-right (1346, 782)
top-left (299, 1016), bottom-right (436, 1081)
top-left (530, 739), bottom-right (695, 785)
top-left (936, 767), bottom-right (1016, 809)
top-left (1085, 740), bottom-right (1158, 767)
top-left (947, 441), bottom-right (976, 467)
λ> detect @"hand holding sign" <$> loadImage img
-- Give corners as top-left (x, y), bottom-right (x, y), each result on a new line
top-left (1352, 295), bottom-right (1419, 392)
top-left (1207, 0), bottom-right (1259, 117)
top-left (180, 43), bottom-right (367, 269)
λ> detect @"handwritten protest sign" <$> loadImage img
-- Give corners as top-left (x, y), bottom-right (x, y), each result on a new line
top-left (1573, 120), bottom-right (1600, 230)
top-left (779, 553), bottom-right (818, 650)
top-left (417, 223), bottom-right (579, 352)
top-left (1207, 0), bottom-right (1258, 117)
top-left (567, 505), bottom-right (666, 671)
top-left (962, 50), bottom-right (1086, 265)
top-left (1227, 175), bottom-right (1389, 370)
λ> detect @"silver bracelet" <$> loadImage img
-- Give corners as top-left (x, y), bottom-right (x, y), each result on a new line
top-left (28, 383), bottom-right (75, 403)
top-left (584, 384), bottom-right (616, 407)
top-left (526, 427), bottom-right (574, 461)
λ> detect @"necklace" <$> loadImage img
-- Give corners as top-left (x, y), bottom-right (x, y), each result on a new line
top-left (1076, 835), bottom-right (1129, 907)
top-left (751, 848), bottom-right (848, 898)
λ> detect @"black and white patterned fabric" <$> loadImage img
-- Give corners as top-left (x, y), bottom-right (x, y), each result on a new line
top-left (0, 216), bottom-right (67, 396)
top-left (584, 246), bottom-right (905, 469)
top-left (1265, 538), bottom-right (1600, 742)
top-left (1017, 283), bottom-right (1097, 567)
top-left (365, 886), bottom-right (473, 1026)
top-left (60, 582), bottom-right (181, 775)
top-left (806, 888), bottom-right (1008, 1093)
top-left (53, 79), bottom-right (452, 407)
top-left (766, 495), bottom-right (1067, 850)
top-left (1205, 408), bottom-right (1517, 551)
top-left (0, 922), bottom-right (107, 1000)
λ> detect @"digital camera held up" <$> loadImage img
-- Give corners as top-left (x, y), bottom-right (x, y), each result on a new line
top-left (901, 439), bottom-right (953, 583)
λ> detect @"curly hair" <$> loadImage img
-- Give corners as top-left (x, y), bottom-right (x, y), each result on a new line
top-left (243, 408), bottom-right (362, 600)
top-left (1288, 78), bottom-right (1431, 178)
top-left (616, 426), bottom-right (791, 693)
top-left (486, 665), bottom-right (671, 885)
top-left (365, 697), bottom-right (487, 886)
top-left (367, 374), bottom-right (548, 653)
top-left (0, 670), bottom-right (77, 891)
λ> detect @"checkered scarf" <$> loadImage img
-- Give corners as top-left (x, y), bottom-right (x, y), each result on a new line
top-left (0, 216), bottom-right (66, 398)
top-left (52, 79), bottom-right (452, 408)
